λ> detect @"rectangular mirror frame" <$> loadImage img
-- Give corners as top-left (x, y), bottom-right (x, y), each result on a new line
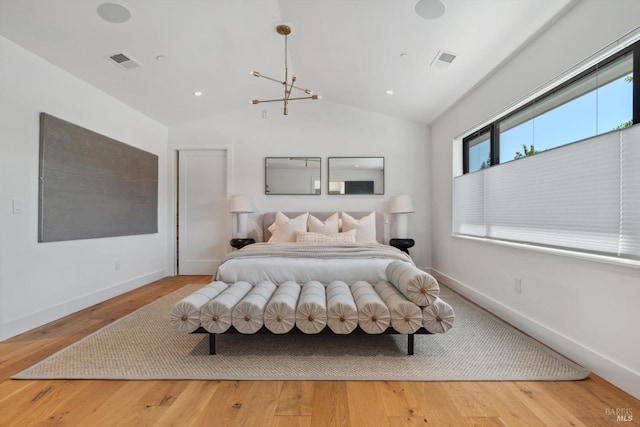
top-left (328, 157), bottom-right (385, 195)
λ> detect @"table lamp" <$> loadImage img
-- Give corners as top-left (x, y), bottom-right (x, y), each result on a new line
top-left (389, 195), bottom-right (414, 239)
top-left (229, 196), bottom-right (254, 238)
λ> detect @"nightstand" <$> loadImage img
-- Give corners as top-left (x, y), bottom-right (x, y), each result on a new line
top-left (230, 238), bottom-right (255, 250)
top-left (389, 238), bottom-right (415, 255)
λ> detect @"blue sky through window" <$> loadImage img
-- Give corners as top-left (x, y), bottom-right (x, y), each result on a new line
top-left (499, 74), bottom-right (633, 163)
top-left (468, 136), bottom-right (490, 172)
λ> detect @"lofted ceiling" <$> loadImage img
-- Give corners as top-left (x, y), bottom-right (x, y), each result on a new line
top-left (0, 0), bottom-right (575, 126)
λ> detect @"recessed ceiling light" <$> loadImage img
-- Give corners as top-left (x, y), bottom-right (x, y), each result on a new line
top-left (97, 3), bottom-right (131, 24)
top-left (193, 91), bottom-right (203, 97)
top-left (415, 0), bottom-right (446, 20)
top-left (385, 90), bottom-right (394, 95)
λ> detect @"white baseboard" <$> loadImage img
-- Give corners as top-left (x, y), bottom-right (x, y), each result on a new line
top-left (430, 268), bottom-right (640, 400)
top-left (1, 268), bottom-right (168, 341)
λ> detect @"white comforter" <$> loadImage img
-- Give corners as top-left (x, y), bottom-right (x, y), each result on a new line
top-left (216, 243), bottom-right (413, 284)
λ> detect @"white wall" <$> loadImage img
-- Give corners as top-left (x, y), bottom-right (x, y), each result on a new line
top-left (0, 36), bottom-right (169, 340)
top-left (430, 0), bottom-right (640, 398)
top-left (169, 100), bottom-right (431, 268)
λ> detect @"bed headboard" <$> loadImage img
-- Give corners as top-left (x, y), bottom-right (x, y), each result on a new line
top-left (262, 212), bottom-right (385, 244)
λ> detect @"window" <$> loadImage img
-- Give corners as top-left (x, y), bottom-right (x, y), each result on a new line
top-left (463, 41), bottom-right (639, 173)
top-left (463, 128), bottom-right (492, 173)
top-left (454, 37), bottom-right (640, 263)
top-left (454, 126), bottom-right (640, 261)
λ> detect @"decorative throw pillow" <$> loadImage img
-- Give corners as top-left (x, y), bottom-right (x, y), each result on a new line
top-left (341, 212), bottom-right (377, 243)
top-left (296, 229), bottom-right (357, 244)
top-left (268, 212), bottom-right (309, 242)
top-left (308, 213), bottom-right (340, 234)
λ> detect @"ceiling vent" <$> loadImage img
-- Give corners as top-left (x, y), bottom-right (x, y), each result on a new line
top-left (106, 52), bottom-right (141, 71)
top-left (430, 50), bottom-right (456, 69)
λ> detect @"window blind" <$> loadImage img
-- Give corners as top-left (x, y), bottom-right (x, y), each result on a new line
top-left (621, 128), bottom-right (640, 257)
top-left (453, 170), bottom-right (485, 236)
top-left (453, 125), bottom-right (640, 260)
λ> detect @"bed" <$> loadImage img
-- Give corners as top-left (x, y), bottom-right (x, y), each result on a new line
top-left (170, 211), bottom-right (454, 355)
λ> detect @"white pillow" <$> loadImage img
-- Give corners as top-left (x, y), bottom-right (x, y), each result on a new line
top-left (341, 212), bottom-right (377, 243)
top-left (268, 212), bottom-right (309, 242)
top-left (296, 229), bottom-right (356, 244)
top-left (308, 213), bottom-right (339, 234)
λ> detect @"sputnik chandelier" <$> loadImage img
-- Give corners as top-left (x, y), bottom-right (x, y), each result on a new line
top-left (252, 24), bottom-right (320, 115)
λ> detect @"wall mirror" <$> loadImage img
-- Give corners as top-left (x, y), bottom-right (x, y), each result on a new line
top-left (265, 157), bottom-right (321, 195)
top-left (328, 157), bottom-right (384, 195)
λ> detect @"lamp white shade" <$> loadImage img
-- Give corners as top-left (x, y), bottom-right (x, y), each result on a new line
top-left (389, 195), bottom-right (414, 214)
top-left (229, 196), bottom-right (254, 238)
top-left (229, 195), bottom-right (254, 213)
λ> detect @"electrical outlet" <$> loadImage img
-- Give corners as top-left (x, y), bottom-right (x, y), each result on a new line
top-left (115, 260), bottom-right (121, 271)
top-left (515, 278), bottom-right (522, 294)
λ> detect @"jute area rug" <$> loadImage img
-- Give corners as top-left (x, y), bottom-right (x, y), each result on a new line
top-left (13, 284), bottom-right (589, 381)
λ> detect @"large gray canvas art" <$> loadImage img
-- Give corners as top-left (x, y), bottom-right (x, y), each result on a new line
top-left (38, 113), bottom-right (158, 242)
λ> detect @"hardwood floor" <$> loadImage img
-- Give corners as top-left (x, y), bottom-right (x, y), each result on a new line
top-left (0, 275), bottom-right (638, 426)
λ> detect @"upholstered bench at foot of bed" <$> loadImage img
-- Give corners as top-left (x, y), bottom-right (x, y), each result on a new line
top-left (172, 275), bottom-right (455, 356)
top-left (192, 325), bottom-right (431, 356)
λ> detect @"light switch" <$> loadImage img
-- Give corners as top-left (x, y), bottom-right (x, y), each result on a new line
top-left (12, 199), bottom-right (22, 214)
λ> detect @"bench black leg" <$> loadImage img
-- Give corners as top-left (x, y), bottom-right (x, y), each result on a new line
top-left (209, 333), bottom-right (216, 355)
top-left (205, 331), bottom-right (419, 355)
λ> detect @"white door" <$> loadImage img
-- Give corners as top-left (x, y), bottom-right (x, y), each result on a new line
top-left (178, 149), bottom-right (227, 275)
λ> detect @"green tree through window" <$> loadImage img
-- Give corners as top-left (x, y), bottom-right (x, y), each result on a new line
top-left (513, 144), bottom-right (537, 160)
